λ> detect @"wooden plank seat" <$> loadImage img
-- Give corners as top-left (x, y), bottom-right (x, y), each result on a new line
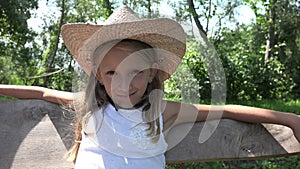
top-left (0, 100), bottom-right (299, 169)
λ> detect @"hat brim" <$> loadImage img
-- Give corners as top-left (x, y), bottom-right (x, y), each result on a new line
top-left (61, 18), bottom-right (186, 81)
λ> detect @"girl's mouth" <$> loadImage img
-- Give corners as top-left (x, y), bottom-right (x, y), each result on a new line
top-left (116, 91), bottom-right (136, 98)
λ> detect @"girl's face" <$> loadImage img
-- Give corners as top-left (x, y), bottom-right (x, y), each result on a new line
top-left (95, 43), bottom-right (157, 109)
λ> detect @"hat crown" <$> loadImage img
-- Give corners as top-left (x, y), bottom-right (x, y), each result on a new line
top-left (104, 5), bottom-right (140, 25)
top-left (61, 5), bottom-right (186, 80)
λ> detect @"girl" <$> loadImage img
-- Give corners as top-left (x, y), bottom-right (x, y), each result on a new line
top-left (1, 5), bottom-right (299, 169)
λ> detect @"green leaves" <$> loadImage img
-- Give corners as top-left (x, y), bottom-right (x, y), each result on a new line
top-left (214, 24), bottom-right (295, 100)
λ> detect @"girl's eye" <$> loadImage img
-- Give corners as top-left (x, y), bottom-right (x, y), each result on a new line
top-left (131, 70), bottom-right (143, 76)
top-left (106, 71), bottom-right (115, 76)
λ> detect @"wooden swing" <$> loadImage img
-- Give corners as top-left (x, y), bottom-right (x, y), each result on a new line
top-left (0, 100), bottom-right (299, 169)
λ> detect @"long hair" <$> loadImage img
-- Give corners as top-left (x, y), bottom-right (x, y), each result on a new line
top-left (67, 39), bottom-right (164, 162)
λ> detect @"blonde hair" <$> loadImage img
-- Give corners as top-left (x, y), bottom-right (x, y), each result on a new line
top-left (67, 39), bottom-right (164, 162)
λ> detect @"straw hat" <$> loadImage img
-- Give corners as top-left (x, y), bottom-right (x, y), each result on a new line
top-left (61, 5), bottom-right (186, 81)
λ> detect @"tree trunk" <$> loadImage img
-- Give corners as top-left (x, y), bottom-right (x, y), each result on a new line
top-left (186, 0), bottom-right (209, 44)
top-left (189, 14), bottom-right (195, 38)
top-left (205, 0), bottom-right (212, 33)
top-left (43, 0), bottom-right (65, 87)
top-left (146, 0), bottom-right (151, 18)
top-left (187, 0), bottom-right (206, 35)
top-left (264, 0), bottom-right (277, 62)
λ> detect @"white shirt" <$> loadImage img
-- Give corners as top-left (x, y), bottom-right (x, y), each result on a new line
top-left (75, 104), bottom-right (168, 169)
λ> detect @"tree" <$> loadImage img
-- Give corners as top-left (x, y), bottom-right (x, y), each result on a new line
top-left (2, 0), bottom-right (298, 99)
top-left (122, 0), bottom-right (160, 18)
top-left (0, 0), bottom-right (40, 85)
top-left (264, 0), bottom-right (277, 61)
top-left (43, 0), bottom-right (66, 87)
top-left (245, 0), bottom-right (300, 97)
top-left (32, 0), bottom-right (115, 90)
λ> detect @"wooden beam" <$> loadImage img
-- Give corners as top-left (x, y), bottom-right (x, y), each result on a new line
top-left (165, 119), bottom-right (300, 164)
top-left (0, 100), bottom-right (74, 169)
top-left (0, 99), bottom-right (299, 168)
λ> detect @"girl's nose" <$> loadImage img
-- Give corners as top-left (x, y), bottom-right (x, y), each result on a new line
top-left (120, 79), bottom-right (130, 91)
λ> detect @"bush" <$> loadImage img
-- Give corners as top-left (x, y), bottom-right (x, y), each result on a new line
top-left (164, 27), bottom-right (296, 103)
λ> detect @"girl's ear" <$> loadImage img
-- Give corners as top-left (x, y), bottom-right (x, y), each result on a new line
top-left (93, 69), bottom-right (102, 82)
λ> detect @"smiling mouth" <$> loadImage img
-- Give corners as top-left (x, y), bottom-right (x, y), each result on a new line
top-left (116, 92), bottom-right (136, 98)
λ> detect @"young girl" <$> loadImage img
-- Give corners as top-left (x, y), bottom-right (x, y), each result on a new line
top-left (0, 5), bottom-right (299, 169)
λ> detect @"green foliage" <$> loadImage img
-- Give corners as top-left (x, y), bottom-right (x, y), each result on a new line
top-left (166, 0), bottom-right (297, 102)
top-left (29, 0), bottom-right (118, 90)
top-left (1, 0), bottom-right (299, 99)
top-left (0, 96), bottom-right (17, 101)
top-left (274, 1), bottom-right (300, 98)
top-left (166, 155), bottom-right (300, 169)
top-left (66, 0), bottom-right (114, 23)
top-left (164, 40), bottom-right (210, 103)
top-left (0, 0), bottom-right (38, 37)
top-left (213, 25), bottom-right (295, 101)
top-left (243, 0), bottom-right (300, 98)
top-left (164, 47), bottom-right (201, 103)
top-left (0, 0), bottom-right (41, 85)
top-left (166, 161), bottom-right (227, 169)
top-left (122, 0), bottom-right (161, 18)
top-left (166, 24), bottom-right (295, 103)
top-left (229, 99), bottom-right (300, 115)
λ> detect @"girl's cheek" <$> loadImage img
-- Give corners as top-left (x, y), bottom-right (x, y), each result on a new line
top-left (103, 80), bottom-right (113, 92)
top-left (106, 77), bottom-right (119, 88)
top-left (132, 75), bottom-right (148, 86)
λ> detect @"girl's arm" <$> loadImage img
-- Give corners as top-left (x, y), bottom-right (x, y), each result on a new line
top-left (0, 84), bottom-right (75, 106)
top-left (163, 100), bottom-right (300, 142)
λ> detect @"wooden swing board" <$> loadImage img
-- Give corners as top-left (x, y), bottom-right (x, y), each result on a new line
top-left (0, 100), bottom-right (74, 169)
top-left (8, 115), bottom-right (73, 169)
top-left (165, 119), bottom-right (300, 164)
top-left (0, 100), bottom-right (299, 168)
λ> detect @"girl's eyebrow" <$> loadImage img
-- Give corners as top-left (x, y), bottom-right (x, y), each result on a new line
top-left (100, 65), bottom-right (115, 70)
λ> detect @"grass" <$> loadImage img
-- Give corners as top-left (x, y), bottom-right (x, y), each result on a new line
top-left (0, 96), bottom-right (18, 101)
top-left (166, 99), bottom-right (300, 169)
top-left (228, 99), bottom-right (300, 115)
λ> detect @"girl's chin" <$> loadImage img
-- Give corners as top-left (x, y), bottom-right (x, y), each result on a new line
top-left (113, 100), bottom-right (138, 109)
top-left (112, 98), bottom-right (144, 110)
top-left (111, 95), bottom-right (141, 109)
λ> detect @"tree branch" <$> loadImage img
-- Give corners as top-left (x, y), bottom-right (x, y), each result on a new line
top-left (187, 0), bottom-right (209, 45)
top-left (28, 68), bottom-right (65, 79)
